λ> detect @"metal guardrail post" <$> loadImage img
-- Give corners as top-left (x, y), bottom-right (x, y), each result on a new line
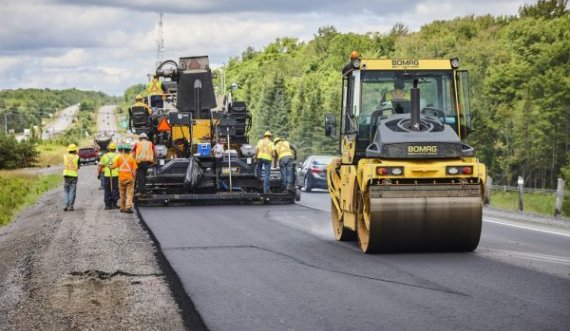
top-left (554, 178), bottom-right (565, 217)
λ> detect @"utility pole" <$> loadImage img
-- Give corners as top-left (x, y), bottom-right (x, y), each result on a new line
top-left (156, 12), bottom-right (164, 69)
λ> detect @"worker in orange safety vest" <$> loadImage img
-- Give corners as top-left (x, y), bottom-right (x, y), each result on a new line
top-left (132, 133), bottom-right (155, 195)
top-left (113, 144), bottom-right (138, 213)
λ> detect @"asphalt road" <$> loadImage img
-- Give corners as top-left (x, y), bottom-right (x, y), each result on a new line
top-left (139, 191), bottom-right (570, 330)
top-left (41, 104), bottom-right (79, 139)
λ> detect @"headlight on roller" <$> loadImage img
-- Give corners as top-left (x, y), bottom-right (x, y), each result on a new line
top-left (376, 166), bottom-right (403, 176)
top-left (446, 166), bottom-right (472, 175)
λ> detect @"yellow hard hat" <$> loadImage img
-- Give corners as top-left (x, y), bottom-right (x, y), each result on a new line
top-left (135, 94), bottom-right (143, 100)
top-left (274, 137), bottom-right (283, 144)
top-left (67, 144), bottom-right (77, 152)
top-left (264, 131), bottom-right (272, 137)
top-left (108, 142), bottom-right (117, 150)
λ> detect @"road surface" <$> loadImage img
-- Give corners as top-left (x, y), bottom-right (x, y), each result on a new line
top-left (139, 191), bottom-right (570, 330)
top-left (41, 104), bottom-right (79, 139)
top-left (96, 105), bottom-right (121, 142)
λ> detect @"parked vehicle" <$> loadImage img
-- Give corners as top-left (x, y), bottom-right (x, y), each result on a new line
top-left (298, 155), bottom-right (337, 192)
top-left (78, 146), bottom-right (100, 165)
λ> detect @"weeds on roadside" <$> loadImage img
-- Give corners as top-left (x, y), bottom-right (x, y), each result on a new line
top-left (0, 174), bottom-right (60, 226)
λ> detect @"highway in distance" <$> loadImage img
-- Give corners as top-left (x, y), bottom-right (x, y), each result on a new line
top-left (139, 190), bottom-right (570, 331)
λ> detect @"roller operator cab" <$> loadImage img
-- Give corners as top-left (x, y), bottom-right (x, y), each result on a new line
top-left (326, 53), bottom-right (487, 253)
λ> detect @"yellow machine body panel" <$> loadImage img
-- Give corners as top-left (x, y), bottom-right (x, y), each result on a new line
top-left (192, 119), bottom-right (212, 143)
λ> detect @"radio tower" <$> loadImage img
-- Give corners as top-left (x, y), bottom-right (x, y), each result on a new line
top-left (156, 12), bottom-right (164, 69)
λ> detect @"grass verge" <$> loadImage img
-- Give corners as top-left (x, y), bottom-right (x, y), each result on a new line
top-left (489, 190), bottom-right (560, 216)
top-left (0, 173), bottom-right (61, 226)
top-left (36, 143), bottom-right (67, 167)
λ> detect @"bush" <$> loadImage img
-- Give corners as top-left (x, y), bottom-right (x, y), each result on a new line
top-left (0, 134), bottom-right (39, 169)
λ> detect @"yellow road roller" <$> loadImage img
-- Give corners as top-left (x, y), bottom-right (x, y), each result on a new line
top-left (325, 52), bottom-right (486, 253)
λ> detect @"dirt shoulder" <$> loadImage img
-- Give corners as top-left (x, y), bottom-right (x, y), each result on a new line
top-left (0, 166), bottom-right (186, 330)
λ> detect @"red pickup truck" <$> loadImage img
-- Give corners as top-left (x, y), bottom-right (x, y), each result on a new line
top-left (78, 146), bottom-right (100, 165)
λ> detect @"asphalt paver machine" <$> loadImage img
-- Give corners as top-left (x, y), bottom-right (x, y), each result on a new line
top-left (131, 56), bottom-right (299, 205)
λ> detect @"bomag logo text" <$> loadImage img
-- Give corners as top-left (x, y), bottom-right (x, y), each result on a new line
top-left (408, 145), bottom-right (438, 154)
top-left (392, 59), bottom-right (419, 67)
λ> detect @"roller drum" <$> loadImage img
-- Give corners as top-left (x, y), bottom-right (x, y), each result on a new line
top-left (358, 185), bottom-right (482, 253)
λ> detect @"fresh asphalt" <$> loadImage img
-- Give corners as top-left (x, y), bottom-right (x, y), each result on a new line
top-left (139, 190), bottom-right (570, 331)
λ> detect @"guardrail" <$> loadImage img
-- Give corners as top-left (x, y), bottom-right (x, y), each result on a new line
top-left (490, 185), bottom-right (565, 195)
top-left (485, 177), bottom-right (567, 216)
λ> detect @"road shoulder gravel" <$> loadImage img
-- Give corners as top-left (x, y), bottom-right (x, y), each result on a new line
top-left (484, 206), bottom-right (570, 230)
top-left (0, 166), bottom-right (186, 330)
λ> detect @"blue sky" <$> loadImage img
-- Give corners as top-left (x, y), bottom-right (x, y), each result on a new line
top-left (0, 0), bottom-right (538, 95)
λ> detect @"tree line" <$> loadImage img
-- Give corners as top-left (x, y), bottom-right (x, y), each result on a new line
top-left (0, 88), bottom-right (116, 134)
top-left (222, 0), bottom-right (569, 189)
top-left (0, 88), bottom-right (116, 168)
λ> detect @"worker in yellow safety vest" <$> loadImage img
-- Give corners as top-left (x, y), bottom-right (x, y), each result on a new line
top-left (255, 131), bottom-right (274, 193)
top-left (145, 75), bottom-right (167, 109)
top-left (132, 133), bottom-right (155, 195)
top-left (62, 144), bottom-right (80, 211)
top-left (131, 94), bottom-right (153, 115)
top-left (273, 137), bottom-right (298, 191)
top-left (113, 144), bottom-right (138, 213)
top-left (381, 77), bottom-right (410, 113)
top-left (97, 142), bottom-right (119, 210)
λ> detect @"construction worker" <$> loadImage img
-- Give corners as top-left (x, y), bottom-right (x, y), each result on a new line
top-left (62, 144), bottom-right (80, 211)
top-left (383, 78), bottom-right (410, 102)
top-left (113, 144), bottom-right (138, 213)
top-left (255, 131), bottom-right (274, 193)
top-left (132, 133), bottom-right (155, 195)
top-left (145, 75), bottom-right (167, 109)
top-left (131, 94), bottom-right (153, 115)
top-left (382, 78), bottom-right (410, 113)
top-left (97, 142), bottom-right (119, 210)
top-left (273, 137), bottom-right (297, 191)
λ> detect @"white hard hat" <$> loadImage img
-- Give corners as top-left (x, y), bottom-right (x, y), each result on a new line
top-left (139, 133), bottom-right (148, 139)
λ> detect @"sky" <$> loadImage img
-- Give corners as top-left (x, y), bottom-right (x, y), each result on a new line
top-left (0, 0), bottom-right (538, 96)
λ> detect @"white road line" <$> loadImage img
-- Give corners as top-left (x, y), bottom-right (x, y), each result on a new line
top-left (483, 218), bottom-right (570, 238)
top-left (477, 248), bottom-right (570, 265)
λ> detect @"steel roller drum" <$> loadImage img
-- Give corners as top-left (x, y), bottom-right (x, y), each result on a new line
top-left (357, 184), bottom-right (482, 253)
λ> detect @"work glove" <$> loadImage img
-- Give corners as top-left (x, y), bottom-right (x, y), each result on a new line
top-left (97, 173), bottom-right (101, 180)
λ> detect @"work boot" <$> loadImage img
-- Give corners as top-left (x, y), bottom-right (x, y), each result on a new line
top-left (63, 207), bottom-right (68, 211)
top-left (68, 206), bottom-right (74, 211)
top-left (125, 208), bottom-right (134, 214)
top-left (104, 206), bottom-right (111, 210)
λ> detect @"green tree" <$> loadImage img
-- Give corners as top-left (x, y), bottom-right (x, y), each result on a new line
top-left (519, 0), bottom-right (568, 19)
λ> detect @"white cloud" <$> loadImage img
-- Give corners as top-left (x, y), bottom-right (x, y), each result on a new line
top-left (0, 0), bottom-right (541, 95)
top-left (42, 49), bottom-right (89, 67)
